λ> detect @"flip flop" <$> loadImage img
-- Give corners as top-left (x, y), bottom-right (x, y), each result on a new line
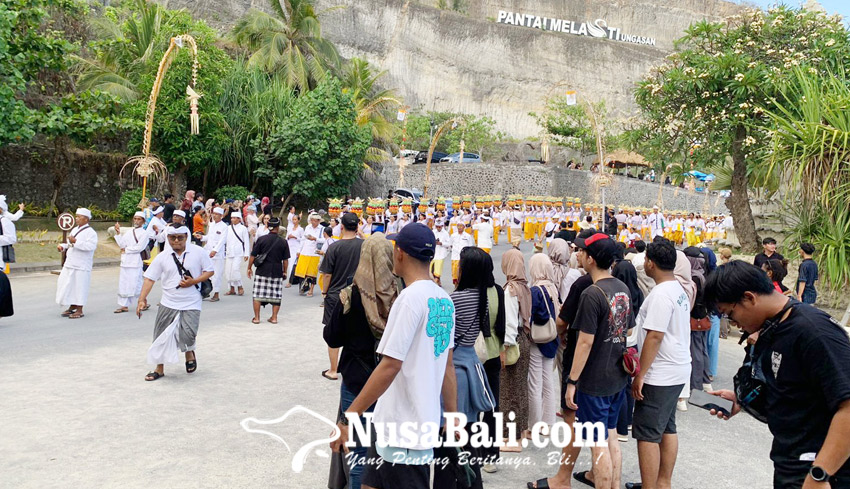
top-left (114, 308), bottom-right (128, 314)
top-left (225, 291), bottom-right (236, 296)
top-left (267, 318), bottom-right (278, 324)
top-left (527, 479), bottom-right (550, 489)
top-left (61, 309), bottom-right (77, 317)
top-left (145, 371), bottom-right (164, 381)
top-left (321, 369), bottom-right (339, 381)
top-left (186, 356), bottom-right (197, 373)
top-left (251, 318), bottom-right (260, 324)
top-left (68, 313), bottom-right (85, 319)
top-left (209, 297), bottom-right (220, 302)
top-left (574, 471), bottom-right (595, 488)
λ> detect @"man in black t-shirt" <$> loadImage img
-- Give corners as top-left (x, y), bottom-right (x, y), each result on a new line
top-left (318, 212), bottom-right (363, 381)
top-left (555, 221), bottom-right (577, 243)
top-left (753, 237), bottom-right (784, 269)
top-left (247, 218), bottom-right (289, 324)
top-left (162, 193), bottom-right (175, 223)
top-left (797, 243), bottom-right (818, 304)
top-left (564, 232), bottom-right (634, 489)
top-left (705, 261), bottom-right (850, 488)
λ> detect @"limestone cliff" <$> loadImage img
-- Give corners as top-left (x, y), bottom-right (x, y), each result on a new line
top-left (165, 0), bottom-right (745, 137)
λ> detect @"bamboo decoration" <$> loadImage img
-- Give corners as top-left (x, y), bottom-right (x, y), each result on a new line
top-left (121, 34), bottom-right (201, 207)
top-left (423, 117), bottom-right (464, 199)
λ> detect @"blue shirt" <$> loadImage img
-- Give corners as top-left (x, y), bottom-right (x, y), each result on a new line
top-left (531, 285), bottom-right (559, 358)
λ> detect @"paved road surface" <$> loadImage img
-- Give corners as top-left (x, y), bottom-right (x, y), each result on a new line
top-left (0, 244), bottom-right (774, 488)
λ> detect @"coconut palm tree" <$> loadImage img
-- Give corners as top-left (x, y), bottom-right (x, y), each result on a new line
top-left (340, 58), bottom-right (402, 167)
top-left (230, 0), bottom-right (340, 93)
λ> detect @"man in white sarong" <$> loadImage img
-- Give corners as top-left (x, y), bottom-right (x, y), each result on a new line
top-left (284, 214), bottom-right (303, 288)
top-left (648, 205), bottom-right (666, 239)
top-left (56, 208), bottom-right (98, 319)
top-left (113, 211), bottom-right (149, 313)
top-left (224, 212), bottom-right (250, 296)
top-left (194, 207), bottom-right (226, 302)
top-left (138, 226), bottom-right (214, 381)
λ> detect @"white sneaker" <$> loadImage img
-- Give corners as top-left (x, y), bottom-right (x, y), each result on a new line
top-left (703, 383), bottom-right (713, 392)
top-left (677, 399), bottom-right (688, 412)
top-left (483, 463), bottom-right (498, 473)
top-left (618, 435), bottom-right (629, 442)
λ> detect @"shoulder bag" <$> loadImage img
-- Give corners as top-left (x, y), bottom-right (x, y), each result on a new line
top-left (531, 286), bottom-right (558, 343)
top-left (171, 252), bottom-right (212, 298)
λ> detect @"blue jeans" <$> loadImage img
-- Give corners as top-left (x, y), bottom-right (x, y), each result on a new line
top-left (341, 382), bottom-right (372, 489)
top-left (707, 314), bottom-right (720, 378)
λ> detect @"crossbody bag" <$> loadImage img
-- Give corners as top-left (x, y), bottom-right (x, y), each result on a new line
top-left (171, 252), bottom-right (212, 298)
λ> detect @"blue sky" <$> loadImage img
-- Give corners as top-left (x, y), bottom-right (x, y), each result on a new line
top-left (736, 0), bottom-right (850, 19)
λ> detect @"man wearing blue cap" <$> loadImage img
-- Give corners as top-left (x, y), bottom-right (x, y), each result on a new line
top-left (331, 223), bottom-right (459, 489)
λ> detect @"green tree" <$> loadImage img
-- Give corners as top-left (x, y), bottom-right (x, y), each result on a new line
top-left (0, 0), bottom-right (79, 146)
top-left (230, 0), bottom-right (340, 93)
top-left (633, 6), bottom-right (850, 251)
top-left (255, 78), bottom-right (371, 213)
top-left (400, 111), bottom-right (503, 157)
top-left (532, 98), bottom-right (616, 159)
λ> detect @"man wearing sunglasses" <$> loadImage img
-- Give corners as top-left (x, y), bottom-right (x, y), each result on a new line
top-left (704, 261), bottom-right (850, 489)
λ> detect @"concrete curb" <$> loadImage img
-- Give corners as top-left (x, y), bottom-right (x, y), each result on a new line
top-left (9, 257), bottom-right (121, 274)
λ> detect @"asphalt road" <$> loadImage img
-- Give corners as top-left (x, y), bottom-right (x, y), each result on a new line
top-left (0, 242), bottom-right (775, 488)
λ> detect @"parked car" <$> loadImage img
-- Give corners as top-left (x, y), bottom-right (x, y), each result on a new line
top-left (397, 149), bottom-right (418, 159)
top-left (439, 152), bottom-right (481, 163)
top-left (413, 151), bottom-right (448, 164)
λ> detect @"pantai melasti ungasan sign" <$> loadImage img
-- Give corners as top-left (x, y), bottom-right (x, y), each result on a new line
top-left (496, 10), bottom-right (657, 47)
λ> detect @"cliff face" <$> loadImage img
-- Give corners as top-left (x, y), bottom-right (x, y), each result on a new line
top-left (166, 0), bottom-right (744, 137)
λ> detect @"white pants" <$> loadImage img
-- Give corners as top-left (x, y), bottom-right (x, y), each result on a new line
top-left (225, 257), bottom-right (243, 288)
top-left (527, 344), bottom-right (558, 428)
top-left (211, 258), bottom-right (225, 293)
top-left (117, 266), bottom-right (143, 307)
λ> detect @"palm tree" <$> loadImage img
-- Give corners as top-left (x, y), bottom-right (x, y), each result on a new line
top-left (340, 58), bottom-right (402, 167)
top-left (74, 0), bottom-right (172, 101)
top-left (230, 0), bottom-right (340, 93)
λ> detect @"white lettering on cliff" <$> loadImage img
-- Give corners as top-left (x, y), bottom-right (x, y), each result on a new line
top-left (495, 10), bottom-right (655, 47)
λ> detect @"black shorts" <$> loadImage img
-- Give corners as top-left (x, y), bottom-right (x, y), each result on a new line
top-left (360, 445), bottom-right (431, 489)
top-left (632, 383), bottom-right (684, 443)
top-left (560, 328), bottom-right (579, 411)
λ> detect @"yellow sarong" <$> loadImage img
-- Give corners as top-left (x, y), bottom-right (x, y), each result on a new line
top-left (294, 255), bottom-right (320, 278)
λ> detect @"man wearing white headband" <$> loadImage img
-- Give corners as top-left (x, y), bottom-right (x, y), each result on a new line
top-left (473, 214), bottom-right (494, 254)
top-left (194, 206), bottom-right (227, 302)
top-left (138, 225), bottom-right (214, 381)
top-left (158, 210), bottom-right (187, 253)
top-left (148, 206), bottom-right (167, 253)
top-left (293, 212), bottom-right (323, 297)
top-left (0, 195), bottom-right (25, 223)
top-left (431, 218), bottom-right (450, 286)
top-left (55, 208), bottom-right (98, 319)
top-left (112, 211), bottom-right (150, 313)
top-left (0, 195), bottom-right (17, 317)
top-left (224, 212), bottom-right (250, 296)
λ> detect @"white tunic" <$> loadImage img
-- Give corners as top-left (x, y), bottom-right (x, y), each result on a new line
top-left (473, 221), bottom-right (494, 249)
top-left (115, 226), bottom-right (148, 302)
top-left (202, 220), bottom-right (228, 260)
top-left (0, 214), bottom-right (17, 269)
top-left (286, 223), bottom-right (304, 256)
top-left (56, 225), bottom-right (98, 306)
top-left (300, 224), bottom-right (324, 257)
top-left (224, 223), bottom-right (251, 258)
top-left (433, 229), bottom-right (450, 260)
top-left (449, 231), bottom-right (475, 260)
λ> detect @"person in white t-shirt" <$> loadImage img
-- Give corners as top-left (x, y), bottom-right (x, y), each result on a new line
top-left (284, 215), bottom-right (303, 288)
top-left (630, 239), bottom-right (691, 489)
top-left (450, 222), bottom-right (476, 285)
top-left (331, 223), bottom-right (458, 489)
top-left (137, 226), bottom-right (214, 382)
top-left (472, 215), bottom-right (494, 253)
top-left (431, 219), bottom-right (451, 286)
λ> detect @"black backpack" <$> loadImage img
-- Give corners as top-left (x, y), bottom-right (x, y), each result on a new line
top-left (691, 270), bottom-right (708, 320)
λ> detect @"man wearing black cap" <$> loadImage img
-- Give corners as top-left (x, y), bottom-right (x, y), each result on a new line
top-left (319, 212), bottom-right (362, 381)
top-left (247, 218), bottom-right (289, 324)
top-left (564, 232), bottom-right (634, 489)
top-left (331, 223), bottom-right (459, 489)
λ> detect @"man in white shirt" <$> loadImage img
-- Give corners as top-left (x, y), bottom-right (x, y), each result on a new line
top-left (137, 226), bottom-right (214, 382)
top-left (55, 208), bottom-right (99, 319)
top-left (284, 214), bottom-right (304, 288)
top-left (195, 207), bottom-right (227, 301)
top-left (148, 206), bottom-right (167, 252)
top-left (630, 239), bottom-right (691, 489)
top-left (224, 213), bottom-right (251, 296)
top-left (647, 206), bottom-right (665, 239)
top-left (509, 205), bottom-right (523, 244)
top-left (450, 221), bottom-right (476, 285)
top-left (431, 219), bottom-right (451, 286)
top-left (113, 211), bottom-right (149, 313)
top-left (473, 215), bottom-right (494, 253)
top-left (332, 223), bottom-right (458, 489)
top-left (294, 213), bottom-right (323, 296)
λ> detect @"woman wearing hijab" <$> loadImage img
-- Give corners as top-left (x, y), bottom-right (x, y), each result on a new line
top-left (323, 233), bottom-right (398, 489)
top-left (528, 253), bottom-right (560, 433)
top-left (499, 248), bottom-right (532, 450)
top-left (548, 238), bottom-right (581, 301)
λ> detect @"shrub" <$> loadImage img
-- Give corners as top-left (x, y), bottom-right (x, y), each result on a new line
top-left (214, 185), bottom-right (250, 202)
top-left (117, 188), bottom-right (145, 219)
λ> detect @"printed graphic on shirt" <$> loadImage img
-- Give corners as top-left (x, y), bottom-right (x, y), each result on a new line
top-left (607, 291), bottom-right (630, 344)
top-left (771, 351), bottom-right (782, 378)
top-left (427, 297), bottom-right (454, 357)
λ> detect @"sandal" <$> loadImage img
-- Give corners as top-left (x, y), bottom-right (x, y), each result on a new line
top-left (251, 318), bottom-right (260, 324)
top-left (209, 297), bottom-right (220, 302)
top-left (527, 479), bottom-right (550, 489)
top-left (225, 291), bottom-right (236, 296)
top-left (61, 308), bottom-right (77, 317)
top-left (267, 318), bottom-right (278, 324)
top-left (574, 471), bottom-right (596, 488)
top-left (321, 369), bottom-right (339, 381)
top-left (114, 308), bottom-right (128, 314)
top-left (186, 354), bottom-right (197, 373)
top-left (68, 312), bottom-right (85, 319)
top-left (145, 371), bottom-right (164, 381)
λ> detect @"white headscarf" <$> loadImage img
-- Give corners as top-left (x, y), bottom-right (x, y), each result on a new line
top-left (0, 195), bottom-right (8, 212)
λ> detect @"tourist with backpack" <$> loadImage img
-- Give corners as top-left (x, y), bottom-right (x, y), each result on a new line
top-left (684, 247), bottom-right (712, 393)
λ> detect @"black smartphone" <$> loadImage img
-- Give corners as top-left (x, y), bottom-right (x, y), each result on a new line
top-left (688, 389), bottom-right (734, 417)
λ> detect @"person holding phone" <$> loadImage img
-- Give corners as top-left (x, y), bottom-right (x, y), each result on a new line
top-left (704, 261), bottom-right (850, 489)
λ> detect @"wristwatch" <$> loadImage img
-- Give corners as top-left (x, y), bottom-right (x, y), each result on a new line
top-left (809, 466), bottom-right (830, 482)
top-left (566, 376), bottom-right (578, 386)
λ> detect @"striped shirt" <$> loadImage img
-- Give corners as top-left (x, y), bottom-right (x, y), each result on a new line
top-left (450, 289), bottom-right (487, 347)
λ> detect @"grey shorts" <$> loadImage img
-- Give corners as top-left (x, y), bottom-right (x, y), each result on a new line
top-left (632, 383), bottom-right (684, 443)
